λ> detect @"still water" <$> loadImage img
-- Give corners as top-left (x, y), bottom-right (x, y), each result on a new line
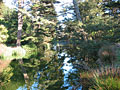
top-left (0, 44), bottom-right (82, 90)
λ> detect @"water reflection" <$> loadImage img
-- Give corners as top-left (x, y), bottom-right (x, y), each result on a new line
top-left (0, 44), bottom-right (82, 90)
top-left (60, 53), bottom-right (73, 87)
top-left (17, 72), bottom-right (40, 90)
top-left (59, 52), bottom-right (82, 90)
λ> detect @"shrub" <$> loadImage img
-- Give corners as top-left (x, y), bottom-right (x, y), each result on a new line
top-left (0, 25), bottom-right (9, 43)
top-left (90, 76), bottom-right (120, 90)
top-left (80, 67), bottom-right (120, 90)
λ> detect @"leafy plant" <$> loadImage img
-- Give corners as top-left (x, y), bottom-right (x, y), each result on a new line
top-left (90, 76), bottom-right (120, 90)
top-left (80, 66), bottom-right (120, 90)
top-left (0, 25), bottom-right (9, 43)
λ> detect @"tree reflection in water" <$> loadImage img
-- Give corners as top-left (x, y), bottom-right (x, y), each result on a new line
top-left (0, 43), bottom-right (83, 90)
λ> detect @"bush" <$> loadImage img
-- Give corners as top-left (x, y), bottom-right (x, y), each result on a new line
top-left (90, 76), bottom-right (120, 90)
top-left (0, 25), bottom-right (9, 43)
top-left (22, 44), bottom-right (37, 59)
top-left (80, 67), bottom-right (120, 90)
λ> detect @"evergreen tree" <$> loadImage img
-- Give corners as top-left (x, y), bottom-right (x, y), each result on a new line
top-left (17, 0), bottom-right (23, 46)
top-left (103, 0), bottom-right (120, 17)
top-left (17, 0), bottom-right (30, 88)
top-left (73, 0), bottom-right (82, 22)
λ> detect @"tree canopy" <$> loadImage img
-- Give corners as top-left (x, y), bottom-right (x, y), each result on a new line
top-left (0, 0), bottom-right (120, 90)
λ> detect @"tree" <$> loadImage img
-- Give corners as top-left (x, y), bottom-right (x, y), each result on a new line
top-left (73, 0), bottom-right (82, 22)
top-left (17, 0), bottom-right (29, 88)
top-left (0, 0), bottom-right (4, 18)
top-left (102, 0), bottom-right (120, 17)
top-left (62, 0), bottom-right (120, 89)
top-left (17, 0), bottom-right (23, 46)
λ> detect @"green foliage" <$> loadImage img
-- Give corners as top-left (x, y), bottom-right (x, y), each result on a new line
top-left (1, 0), bottom-right (120, 89)
top-left (0, 0), bottom-right (62, 90)
top-left (0, 66), bottom-right (14, 84)
top-left (80, 67), bottom-right (120, 90)
top-left (0, 2), bottom-right (12, 19)
top-left (0, 25), bottom-right (9, 43)
top-left (0, 60), bottom-right (26, 90)
top-left (90, 76), bottom-right (120, 90)
top-left (22, 44), bottom-right (37, 59)
top-left (38, 56), bottom-right (64, 90)
top-left (62, 0), bottom-right (120, 63)
top-left (0, 11), bottom-right (18, 45)
top-left (102, 0), bottom-right (120, 17)
top-left (59, 1), bottom-right (120, 88)
top-left (0, 0), bottom-right (57, 46)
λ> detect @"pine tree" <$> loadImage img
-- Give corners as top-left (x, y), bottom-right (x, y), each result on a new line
top-left (17, 0), bottom-right (29, 88)
top-left (73, 0), bottom-right (82, 22)
top-left (103, 0), bottom-right (120, 17)
top-left (17, 0), bottom-right (23, 46)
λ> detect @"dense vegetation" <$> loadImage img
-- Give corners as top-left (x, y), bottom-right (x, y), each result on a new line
top-left (0, 0), bottom-right (120, 90)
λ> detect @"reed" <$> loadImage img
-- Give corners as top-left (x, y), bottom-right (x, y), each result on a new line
top-left (80, 66), bottom-right (120, 90)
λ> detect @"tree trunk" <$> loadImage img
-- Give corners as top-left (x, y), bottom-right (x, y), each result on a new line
top-left (73, 0), bottom-right (88, 41)
top-left (17, 0), bottom-right (23, 46)
top-left (73, 0), bottom-right (82, 22)
top-left (0, 0), bottom-right (3, 3)
top-left (17, 0), bottom-right (29, 88)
